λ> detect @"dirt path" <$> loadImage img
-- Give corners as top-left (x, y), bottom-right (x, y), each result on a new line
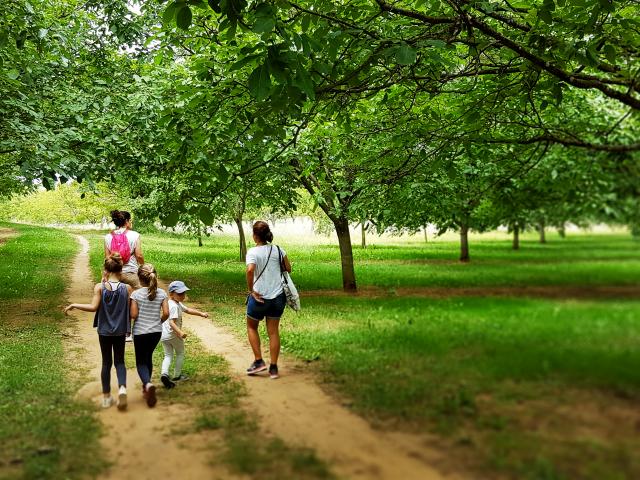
top-left (0, 227), bottom-right (17, 244)
top-left (187, 317), bottom-right (463, 480)
top-left (64, 235), bottom-right (237, 480)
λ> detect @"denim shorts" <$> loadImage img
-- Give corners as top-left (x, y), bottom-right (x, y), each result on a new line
top-left (246, 291), bottom-right (286, 321)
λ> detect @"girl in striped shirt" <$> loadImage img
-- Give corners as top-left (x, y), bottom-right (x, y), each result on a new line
top-left (130, 263), bottom-right (169, 407)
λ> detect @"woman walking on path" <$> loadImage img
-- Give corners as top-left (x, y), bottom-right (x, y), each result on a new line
top-left (130, 264), bottom-right (169, 407)
top-left (64, 253), bottom-right (132, 410)
top-left (245, 221), bottom-right (292, 380)
top-left (104, 210), bottom-right (144, 289)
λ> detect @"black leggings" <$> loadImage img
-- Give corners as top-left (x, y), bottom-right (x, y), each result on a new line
top-left (98, 335), bottom-right (126, 394)
top-left (133, 332), bottom-right (161, 386)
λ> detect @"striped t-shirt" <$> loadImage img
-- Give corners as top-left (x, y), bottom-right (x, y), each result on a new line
top-left (131, 287), bottom-right (167, 335)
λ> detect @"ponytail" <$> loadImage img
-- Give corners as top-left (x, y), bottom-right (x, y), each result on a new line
top-left (253, 221), bottom-right (273, 243)
top-left (138, 264), bottom-right (158, 301)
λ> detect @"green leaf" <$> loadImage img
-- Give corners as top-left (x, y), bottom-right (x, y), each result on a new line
top-left (229, 54), bottom-right (261, 71)
top-left (163, 2), bottom-right (181, 24)
top-left (292, 65), bottom-right (315, 100)
top-left (395, 45), bottom-right (417, 65)
top-left (603, 44), bottom-right (616, 64)
top-left (162, 212), bottom-right (180, 227)
top-left (301, 14), bottom-right (311, 32)
top-left (248, 63), bottom-right (271, 101)
top-left (253, 16), bottom-right (275, 33)
top-left (552, 82), bottom-right (563, 106)
top-left (7, 69), bottom-right (20, 80)
top-left (177, 5), bottom-right (193, 30)
top-left (208, 0), bottom-right (222, 13)
top-left (199, 207), bottom-right (215, 226)
top-left (537, 7), bottom-right (553, 24)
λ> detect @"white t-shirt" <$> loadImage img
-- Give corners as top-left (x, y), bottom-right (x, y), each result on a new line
top-left (104, 229), bottom-right (141, 274)
top-left (162, 299), bottom-right (185, 341)
top-left (246, 244), bottom-right (286, 300)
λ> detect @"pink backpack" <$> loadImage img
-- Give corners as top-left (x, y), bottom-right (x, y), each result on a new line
top-left (110, 231), bottom-right (131, 264)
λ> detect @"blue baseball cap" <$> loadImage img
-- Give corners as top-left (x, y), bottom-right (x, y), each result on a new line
top-left (168, 280), bottom-right (190, 293)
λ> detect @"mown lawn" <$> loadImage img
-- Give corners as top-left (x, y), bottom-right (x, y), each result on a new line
top-left (85, 229), bottom-right (640, 479)
top-left (0, 223), bottom-right (103, 480)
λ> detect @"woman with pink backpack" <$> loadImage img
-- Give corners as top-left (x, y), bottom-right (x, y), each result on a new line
top-left (105, 210), bottom-right (144, 290)
top-left (106, 210), bottom-right (144, 342)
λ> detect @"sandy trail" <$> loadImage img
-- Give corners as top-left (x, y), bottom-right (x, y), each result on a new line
top-left (0, 227), bottom-right (17, 244)
top-left (64, 235), bottom-right (237, 480)
top-left (187, 316), bottom-right (463, 480)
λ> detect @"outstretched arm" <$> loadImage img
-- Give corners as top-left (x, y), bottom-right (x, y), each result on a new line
top-left (184, 306), bottom-right (209, 318)
top-left (64, 284), bottom-right (102, 314)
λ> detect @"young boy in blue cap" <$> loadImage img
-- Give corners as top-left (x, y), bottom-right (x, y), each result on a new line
top-left (160, 280), bottom-right (209, 389)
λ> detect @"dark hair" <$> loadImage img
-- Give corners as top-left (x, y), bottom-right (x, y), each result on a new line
top-left (252, 221), bottom-right (273, 243)
top-left (122, 211), bottom-right (131, 221)
top-left (104, 253), bottom-right (123, 273)
top-left (110, 210), bottom-right (126, 228)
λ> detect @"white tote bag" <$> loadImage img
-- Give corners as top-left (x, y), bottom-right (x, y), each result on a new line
top-left (277, 246), bottom-right (300, 311)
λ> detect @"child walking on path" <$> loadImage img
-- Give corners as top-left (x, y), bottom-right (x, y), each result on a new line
top-left (64, 253), bottom-right (132, 410)
top-left (130, 263), bottom-right (169, 407)
top-left (160, 281), bottom-right (209, 389)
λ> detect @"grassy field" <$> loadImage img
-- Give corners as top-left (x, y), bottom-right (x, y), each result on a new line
top-left (0, 224), bottom-right (103, 480)
top-left (82, 229), bottom-right (640, 479)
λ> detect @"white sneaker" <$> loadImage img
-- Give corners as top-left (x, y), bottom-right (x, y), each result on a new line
top-left (117, 386), bottom-right (127, 411)
top-left (101, 396), bottom-right (114, 409)
top-left (125, 335), bottom-right (133, 342)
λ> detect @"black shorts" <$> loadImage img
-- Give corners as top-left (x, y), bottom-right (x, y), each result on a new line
top-left (246, 291), bottom-right (286, 321)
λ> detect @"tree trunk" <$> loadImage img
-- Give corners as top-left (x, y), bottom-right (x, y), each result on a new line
top-left (512, 223), bottom-right (520, 250)
top-left (235, 217), bottom-right (247, 261)
top-left (361, 222), bottom-right (366, 249)
top-left (539, 219), bottom-right (546, 244)
top-left (460, 223), bottom-right (470, 262)
top-left (558, 223), bottom-right (566, 238)
top-left (334, 217), bottom-right (357, 291)
top-left (423, 224), bottom-right (428, 243)
top-left (197, 222), bottom-right (203, 247)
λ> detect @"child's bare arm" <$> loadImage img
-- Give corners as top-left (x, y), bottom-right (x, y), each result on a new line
top-left (183, 306), bottom-right (209, 318)
top-left (64, 284), bottom-right (102, 314)
top-left (170, 319), bottom-right (187, 339)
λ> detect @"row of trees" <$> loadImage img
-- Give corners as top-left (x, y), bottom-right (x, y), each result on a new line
top-left (1, 0), bottom-right (638, 291)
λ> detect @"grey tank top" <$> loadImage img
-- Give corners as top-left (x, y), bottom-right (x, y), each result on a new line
top-left (93, 282), bottom-right (130, 336)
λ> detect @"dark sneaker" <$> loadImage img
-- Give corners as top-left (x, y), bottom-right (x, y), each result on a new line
top-left (247, 359), bottom-right (267, 375)
top-left (171, 374), bottom-right (189, 382)
top-left (145, 383), bottom-right (157, 408)
top-left (161, 374), bottom-right (175, 389)
top-left (269, 364), bottom-right (279, 380)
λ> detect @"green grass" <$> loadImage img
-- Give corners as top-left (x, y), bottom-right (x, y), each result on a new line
top-left (83, 229), bottom-right (640, 479)
top-left (0, 223), bottom-right (104, 480)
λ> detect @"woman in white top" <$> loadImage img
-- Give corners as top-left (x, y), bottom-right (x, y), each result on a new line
top-left (245, 221), bottom-right (291, 380)
top-left (104, 210), bottom-right (144, 289)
